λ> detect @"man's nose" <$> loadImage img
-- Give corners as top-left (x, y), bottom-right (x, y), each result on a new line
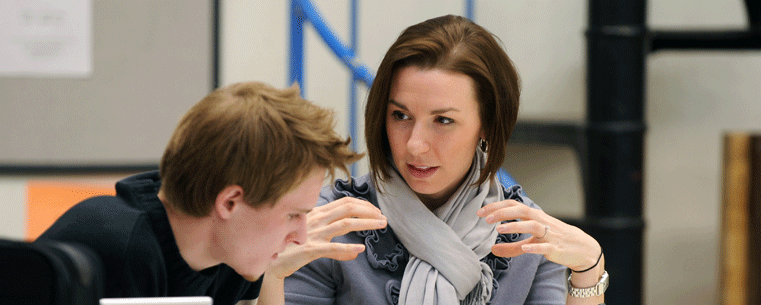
top-left (286, 218), bottom-right (308, 245)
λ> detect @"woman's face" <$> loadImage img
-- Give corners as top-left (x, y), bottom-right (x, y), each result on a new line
top-left (386, 66), bottom-right (483, 209)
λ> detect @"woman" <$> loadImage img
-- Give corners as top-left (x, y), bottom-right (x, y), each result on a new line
top-left (261, 15), bottom-right (606, 305)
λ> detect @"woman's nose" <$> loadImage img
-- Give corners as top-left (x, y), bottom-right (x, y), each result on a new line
top-left (406, 123), bottom-right (430, 155)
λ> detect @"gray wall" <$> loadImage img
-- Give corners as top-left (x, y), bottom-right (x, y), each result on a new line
top-left (0, 0), bottom-right (214, 166)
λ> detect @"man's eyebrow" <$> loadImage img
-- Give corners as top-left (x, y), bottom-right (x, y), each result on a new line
top-left (389, 99), bottom-right (459, 115)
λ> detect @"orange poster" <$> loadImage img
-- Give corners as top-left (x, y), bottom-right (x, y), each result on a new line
top-left (25, 181), bottom-right (115, 241)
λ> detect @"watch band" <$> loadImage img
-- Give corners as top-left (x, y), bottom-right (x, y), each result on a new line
top-left (567, 270), bottom-right (609, 298)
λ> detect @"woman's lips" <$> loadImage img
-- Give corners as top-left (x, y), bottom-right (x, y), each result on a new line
top-left (407, 164), bottom-right (438, 178)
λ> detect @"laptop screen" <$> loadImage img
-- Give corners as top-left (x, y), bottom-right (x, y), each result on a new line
top-left (100, 296), bottom-right (213, 305)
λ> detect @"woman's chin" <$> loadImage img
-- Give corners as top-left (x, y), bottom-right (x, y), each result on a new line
top-left (406, 181), bottom-right (438, 196)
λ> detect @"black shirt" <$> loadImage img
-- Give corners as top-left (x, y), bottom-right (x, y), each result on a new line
top-left (37, 171), bottom-right (261, 304)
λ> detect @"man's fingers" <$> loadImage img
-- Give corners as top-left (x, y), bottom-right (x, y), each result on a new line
top-left (310, 217), bottom-right (387, 240)
top-left (267, 242), bottom-right (366, 278)
top-left (310, 198), bottom-right (386, 227)
top-left (313, 242), bottom-right (366, 261)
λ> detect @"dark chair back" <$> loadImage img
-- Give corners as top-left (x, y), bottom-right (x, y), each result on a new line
top-left (0, 238), bottom-right (104, 305)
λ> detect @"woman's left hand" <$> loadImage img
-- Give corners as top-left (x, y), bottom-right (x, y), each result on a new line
top-left (477, 199), bottom-right (601, 272)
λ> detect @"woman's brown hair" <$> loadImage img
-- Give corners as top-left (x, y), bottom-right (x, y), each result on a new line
top-left (160, 81), bottom-right (361, 217)
top-left (365, 15), bottom-right (521, 186)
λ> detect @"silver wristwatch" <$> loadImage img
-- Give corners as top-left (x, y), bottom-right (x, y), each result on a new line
top-left (567, 270), bottom-right (609, 298)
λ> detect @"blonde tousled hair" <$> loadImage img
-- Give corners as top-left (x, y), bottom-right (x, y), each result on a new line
top-left (160, 81), bottom-right (361, 217)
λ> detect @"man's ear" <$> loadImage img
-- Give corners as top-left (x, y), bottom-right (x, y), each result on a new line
top-left (213, 185), bottom-right (245, 220)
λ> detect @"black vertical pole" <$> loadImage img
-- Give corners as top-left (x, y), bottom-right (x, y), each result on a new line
top-left (585, 0), bottom-right (647, 304)
top-left (745, 0), bottom-right (761, 28)
top-left (211, 0), bottom-right (220, 91)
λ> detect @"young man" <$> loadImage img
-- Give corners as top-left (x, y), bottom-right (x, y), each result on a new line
top-left (37, 81), bottom-right (361, 305)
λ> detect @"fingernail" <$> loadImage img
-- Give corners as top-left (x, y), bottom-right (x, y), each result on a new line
top-left (353, 244), bottom-right (365, 252)
top-left (378, 220), bottom-right (387, 227)
top-left (477, 208), bottom-right (485, 216)
top-left (485, 215), bottom-right (494, 223)
top-left (522, 244), bottom-right (532, 252)
top-left (497, 224), bottom-right (506, 233)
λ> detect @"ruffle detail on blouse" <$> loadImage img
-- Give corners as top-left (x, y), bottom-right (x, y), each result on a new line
top-left (385, 279), bottom-right (401, 305)
top-left (330, 177), bottom-right (373, 202)
top-left (358, 228), bottom-right (408, 272)
top-left (331, 178), bottom-right (410, 273)
top-left (504, 184), bottom-right (527, 202)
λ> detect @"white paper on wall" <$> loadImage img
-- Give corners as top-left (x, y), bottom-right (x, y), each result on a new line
top-left (0, 0), bottom-right (92, 78)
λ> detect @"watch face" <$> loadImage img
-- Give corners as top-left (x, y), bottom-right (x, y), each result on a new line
top-left (568, 271), bottom-right (608, 298)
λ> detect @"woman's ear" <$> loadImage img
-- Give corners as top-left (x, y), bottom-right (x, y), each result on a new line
top-left (213, 185), bottom-right (244, 219)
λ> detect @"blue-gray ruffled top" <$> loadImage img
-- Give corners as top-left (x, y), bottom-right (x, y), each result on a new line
top-left (285, 174), bottom-right (566, 305)
top-left (315, 175), bottom-right (550, 305)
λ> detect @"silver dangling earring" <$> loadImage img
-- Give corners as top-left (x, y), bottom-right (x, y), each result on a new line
top-left (478, 138), bottom-right (488, 153)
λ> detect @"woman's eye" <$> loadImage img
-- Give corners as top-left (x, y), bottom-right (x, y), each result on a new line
top-left (288, 213), bottom-right (301, 220)
top-left (436, 116), bottom-right (454, 124)
top-left (391, 111), bottom-right (409, 120)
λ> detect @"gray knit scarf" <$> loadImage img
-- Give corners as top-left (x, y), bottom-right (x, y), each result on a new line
top-left (376, 150), bottom-right (504, 305)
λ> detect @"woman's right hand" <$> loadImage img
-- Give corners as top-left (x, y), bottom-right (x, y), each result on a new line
top-left (266, 197), bottom-right (387, 279)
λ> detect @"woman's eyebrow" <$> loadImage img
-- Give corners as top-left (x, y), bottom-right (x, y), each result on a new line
top-left (431, 107), bottom-right (459, 115)
top-left (389, 100), bottom-right (408, 110)
top-left (389, 100), bottom-right (459, 114)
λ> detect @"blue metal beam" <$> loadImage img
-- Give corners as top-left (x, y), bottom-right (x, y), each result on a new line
top-left (349, 0), bottom-right (360, 175)
top-left (465, 0), bottom-right (474, 20)
top-left (293, 0), bottom-right (374, 86)
top-left (289, 1), bottom-right (305, 94)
